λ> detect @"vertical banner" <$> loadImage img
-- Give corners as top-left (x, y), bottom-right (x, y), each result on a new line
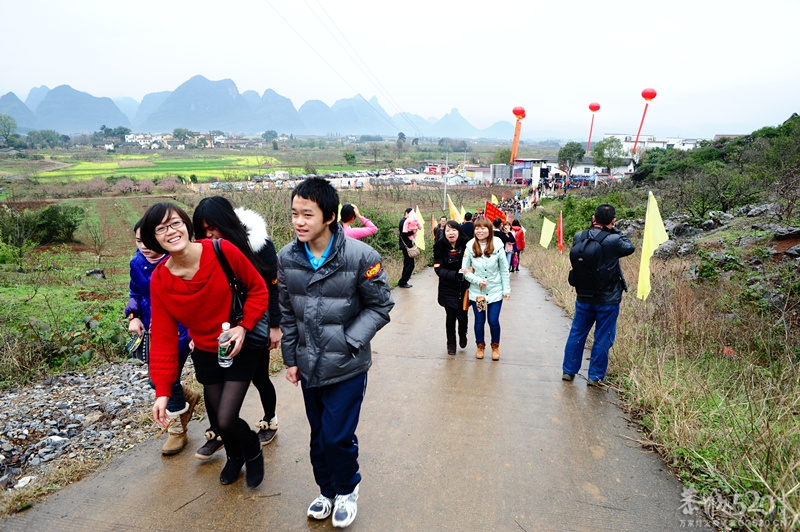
top-left (637, 191), bottom-right (669, 300)
top-left (415, 205), bottom-right (426, 251)
top-left (557, 211), bottom-right (564, 254)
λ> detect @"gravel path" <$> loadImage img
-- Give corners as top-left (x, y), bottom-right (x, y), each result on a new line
top-left (0, 359), bottom-right (195, 495)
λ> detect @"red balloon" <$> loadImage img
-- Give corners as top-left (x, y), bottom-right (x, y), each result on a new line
top-left (512, 106), bottom-right (525, 118)
top-left (641, 88), bottom-right (657, 101)
top-left (589, 102), bottom-right (600, 112)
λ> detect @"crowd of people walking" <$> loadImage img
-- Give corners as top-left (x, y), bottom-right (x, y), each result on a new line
top-left (125, 188), bottom-right (633, 529)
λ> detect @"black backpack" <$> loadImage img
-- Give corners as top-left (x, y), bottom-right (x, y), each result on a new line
top-left (568, 230), bottom-right (613, 294)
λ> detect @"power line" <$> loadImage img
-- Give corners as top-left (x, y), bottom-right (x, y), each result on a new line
top-left (305, 0), bottom-right (423, 138)
top-left (262, 0), bottom-right (418, 137)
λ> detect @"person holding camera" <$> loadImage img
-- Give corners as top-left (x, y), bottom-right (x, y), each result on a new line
top-left (561, 204), bottom-right (635, 386)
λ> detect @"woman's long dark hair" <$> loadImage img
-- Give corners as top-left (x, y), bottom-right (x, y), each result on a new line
top-left (471, 217), bottom-right (495, 257)
top-left (192, 196), bottom-right (268, 276)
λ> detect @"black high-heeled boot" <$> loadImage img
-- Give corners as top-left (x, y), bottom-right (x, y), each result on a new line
top-left (220, 455), bottom-right (245, 485)
top-left (244, 433), bottom-right (264, 488)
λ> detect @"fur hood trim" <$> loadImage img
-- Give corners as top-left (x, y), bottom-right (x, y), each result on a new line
top-left (234, 207), bottom-right (269, 253)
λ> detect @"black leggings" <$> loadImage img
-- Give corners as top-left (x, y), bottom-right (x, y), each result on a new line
top-left (445, 306), bottom-right (469, 344)
top-left (251, 351), bottom-right (276, 421)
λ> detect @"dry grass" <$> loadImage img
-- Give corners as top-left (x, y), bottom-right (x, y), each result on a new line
top-left (521, 228), bottom-right (800, 530)
top-left (0, 457), bottom-right (104, 515)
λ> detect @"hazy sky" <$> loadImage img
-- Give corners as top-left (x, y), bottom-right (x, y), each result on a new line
top-left (3, 0), bottom-right (799, 139)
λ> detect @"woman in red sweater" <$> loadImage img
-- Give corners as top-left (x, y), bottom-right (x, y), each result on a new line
top-left (140, 202), bottom-right (269, 488)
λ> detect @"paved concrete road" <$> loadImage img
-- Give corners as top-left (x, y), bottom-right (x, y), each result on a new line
top-left (2, 267), bottom-right (691, 531)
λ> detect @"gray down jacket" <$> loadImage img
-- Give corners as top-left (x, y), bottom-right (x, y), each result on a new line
top-left (278, 223), bottom-right (394, 388)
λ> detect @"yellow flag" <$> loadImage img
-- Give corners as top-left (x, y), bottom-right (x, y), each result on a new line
top-left (460, 205), bottom-right (466, 220)
top-left (540, 217), bottom-right (556, 248)
top-left (415, 205), bottom-right (426, 251)
top-left (447, 195), bottom-right (463, 223)
top-left (337, 203), bottom-right (342, 221)
top-left (491, 194), bottom-right (499, 205)
top-left (637, 191), bottom-right (669, 300)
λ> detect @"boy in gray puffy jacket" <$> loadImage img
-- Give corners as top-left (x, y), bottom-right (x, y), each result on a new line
top-left (278, 177), bottom-right (394, 528)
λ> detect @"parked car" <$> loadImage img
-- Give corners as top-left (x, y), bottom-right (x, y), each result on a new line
top-left (286, 180), bottom-right (296, 189)
top-left (405, 168), bottom-right (419, 174)
top-left (222, 183), bottom-right (233, 192)
top-left (235, 183), bottom-right (245, 191)
top-left (274, 180), bottom-right (284, 189)
top-left (247, 183), bottom-right (256, 190)
top-left (209, 181), bottom-right (221, 190)
top-left (262, 182), bottom-right (270, 190)
top-left (355, 180), bottom-right (364, 189)
top-left (394, 168), bottom-right (406, 175)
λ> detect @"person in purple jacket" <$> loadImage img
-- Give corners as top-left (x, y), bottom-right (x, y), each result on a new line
top-left (126, 218), bottom-right (196, 456)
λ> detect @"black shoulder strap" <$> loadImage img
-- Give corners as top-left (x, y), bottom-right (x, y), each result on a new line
top-left (212, 238), bottom-right (237, 286)
top-left (589, 230), bottom-right (611, 245)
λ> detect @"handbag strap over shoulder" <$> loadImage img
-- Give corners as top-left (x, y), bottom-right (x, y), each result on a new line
top-left (212, 239), bottom-right (246, 294)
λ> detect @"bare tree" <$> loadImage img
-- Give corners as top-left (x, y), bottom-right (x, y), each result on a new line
top-left (84, 217), bottom-right (114, 264)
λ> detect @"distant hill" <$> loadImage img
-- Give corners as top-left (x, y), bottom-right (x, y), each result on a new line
top-left (0, 92), bottom-right (38, 131)
top-left (36, 85), bottom-right (130, 133)
top-left (25, 86), bottom-right (50, 113)
top-left (2, 75), bottom-right (520, 139)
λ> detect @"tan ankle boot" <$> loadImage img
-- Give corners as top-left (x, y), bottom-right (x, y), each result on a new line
top-left (491, 342), bottom-right (500, 361)
top-left (162, 385), bottom-right (198, 456)
top-left (476, 343), bottom-right (486, 359)
top-left (180, 385), bottom-right (199, 433)
top-left (162, 419), bottom-right (187, 455)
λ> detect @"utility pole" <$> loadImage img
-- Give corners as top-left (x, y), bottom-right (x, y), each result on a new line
top-left (443, 153), bottom-right (448, 211)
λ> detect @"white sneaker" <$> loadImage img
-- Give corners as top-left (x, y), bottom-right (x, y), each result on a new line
top-left (332, 484), bottom-right (359, 528)
top-left (307, 494), bottom-right (334, 520)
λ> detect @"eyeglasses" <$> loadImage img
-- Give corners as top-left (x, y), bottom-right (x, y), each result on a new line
top-left (154, 219), bottom-right (185, 235)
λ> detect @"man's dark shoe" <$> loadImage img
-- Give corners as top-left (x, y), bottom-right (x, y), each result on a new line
top-left (587, 378), bottom-right (603, 387)
top-left (459, 332), bottom-right (468, 349)
top-left (562, 373), bottom-right (575, 381)
top-left (398, 283), bottom-right (412, 288)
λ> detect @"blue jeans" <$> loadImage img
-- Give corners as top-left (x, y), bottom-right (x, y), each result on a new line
top-left (562, 300), bottom-right (620, 381)
top-left (505, 251), bottom-right (513, 269)
top-left (148, 347), bottom-right (190, 413)
top-left (301, 373), bottom-right (367, 498)
top-left (472, 300), bottom-right (502, 344)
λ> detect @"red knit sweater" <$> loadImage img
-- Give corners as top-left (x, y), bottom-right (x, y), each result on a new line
top-left (149, 239), bottom-right (268, 397)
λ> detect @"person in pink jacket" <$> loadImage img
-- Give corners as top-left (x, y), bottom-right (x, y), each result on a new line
top-left (402, 209), bottom-right (422, 241)
top-left (340, 204), bottom-right (378, 240)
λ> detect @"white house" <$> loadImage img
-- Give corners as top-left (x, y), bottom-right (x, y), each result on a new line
top-left (603, 134), bottom-right (703, 154)
top-left (543, 156), bottom-right (634, 178)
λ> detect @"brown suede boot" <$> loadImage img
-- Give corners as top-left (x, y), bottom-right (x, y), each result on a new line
top-left (475, 343), bottom-right (485, 359)
top-left (491, 342), bottom-right (500, 361)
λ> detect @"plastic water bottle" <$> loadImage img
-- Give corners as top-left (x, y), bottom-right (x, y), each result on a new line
top-left (218, 322), bottom-right (233, 368)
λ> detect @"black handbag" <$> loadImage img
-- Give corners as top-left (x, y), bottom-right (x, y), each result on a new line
top-left (212, 239), bottom-right (271, 350)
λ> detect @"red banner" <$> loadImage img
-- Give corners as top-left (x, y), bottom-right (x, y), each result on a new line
top-left (484, 201), bottom-right (506, 223)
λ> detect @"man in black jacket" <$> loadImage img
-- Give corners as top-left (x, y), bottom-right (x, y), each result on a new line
top-left (397, 207), bottom-right (414, 288)
top-left (561, 204), bottom-right (635, 386)
top-left (460, 212), bottom-right (474, 241)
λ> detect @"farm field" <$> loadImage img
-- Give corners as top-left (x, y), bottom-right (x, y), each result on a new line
top-left (34, 154), bottom-right (282, 183)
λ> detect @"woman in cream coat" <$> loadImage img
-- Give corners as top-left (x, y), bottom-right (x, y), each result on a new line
top-left (461, 217), bottom-right (511, 360)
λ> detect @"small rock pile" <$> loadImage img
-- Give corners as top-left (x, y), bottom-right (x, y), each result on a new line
top-left (0, 359), bottom-right (163, 492)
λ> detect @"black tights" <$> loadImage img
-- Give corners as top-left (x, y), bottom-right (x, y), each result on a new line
top-left (203, 380), bottom-right (258, 459)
